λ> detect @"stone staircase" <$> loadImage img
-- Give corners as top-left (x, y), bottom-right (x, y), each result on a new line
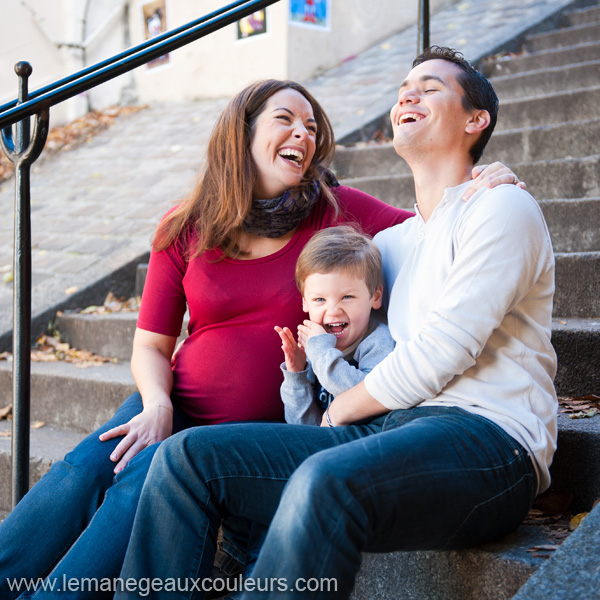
top-left (0, 1), bottom-right (599, 598)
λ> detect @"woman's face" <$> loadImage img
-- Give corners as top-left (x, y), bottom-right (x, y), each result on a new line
top-left (250, 88), bottom-right (317, 199)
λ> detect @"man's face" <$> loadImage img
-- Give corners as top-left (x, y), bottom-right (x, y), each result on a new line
top-left (390, 59), bottom-right (472, 159)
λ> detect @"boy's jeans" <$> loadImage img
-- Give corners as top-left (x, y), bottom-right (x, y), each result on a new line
top-left (118, 406), bottom-right (537, 599)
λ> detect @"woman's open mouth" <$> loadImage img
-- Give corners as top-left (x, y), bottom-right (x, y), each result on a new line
top-left (278, 148), bottom-right (304, 167)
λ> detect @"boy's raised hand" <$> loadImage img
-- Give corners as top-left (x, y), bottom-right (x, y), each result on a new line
top-left (297, 320), bottom-right (327, 349)
top-left (275, 326), bottom-right (307, 372)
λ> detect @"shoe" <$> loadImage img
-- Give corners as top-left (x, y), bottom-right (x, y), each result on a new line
top-left (205, 548), bottom-right (245, 600)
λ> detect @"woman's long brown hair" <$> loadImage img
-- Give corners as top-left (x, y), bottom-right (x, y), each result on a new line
top-left (153, 79), bottom-right (338, 258)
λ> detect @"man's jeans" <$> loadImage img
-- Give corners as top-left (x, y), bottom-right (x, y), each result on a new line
top-left (118, 406), bottom-right (537, 599)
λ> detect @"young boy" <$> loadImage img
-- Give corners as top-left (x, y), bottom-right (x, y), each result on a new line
top-left (274, 225), bottom-right (394, 426)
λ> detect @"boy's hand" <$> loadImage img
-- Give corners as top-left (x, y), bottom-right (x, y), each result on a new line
top-left (275, 326), bottom-right (307, 372)
top-left (297, 320), bottom-right (327, 348)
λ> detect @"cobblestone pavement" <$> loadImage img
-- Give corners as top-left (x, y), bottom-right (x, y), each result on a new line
top-left (0, 0), bottom-right (575, 340)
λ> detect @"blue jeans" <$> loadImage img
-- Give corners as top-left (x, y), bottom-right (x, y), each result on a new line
top-left (117, 406), bottom-right (537, 599)
top-left (0, 392), bottom-right (198, 599)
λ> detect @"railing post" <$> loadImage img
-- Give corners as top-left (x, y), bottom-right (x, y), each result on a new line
top-left (0, 62), bottom-right (49, 507)
top-left (418, 0), bottom-right (430, 54)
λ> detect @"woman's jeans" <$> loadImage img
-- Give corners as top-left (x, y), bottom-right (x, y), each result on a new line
top-left (118, 406), bottom-right (537, 599)
top-left (0, 392), bottom-right (256, 599)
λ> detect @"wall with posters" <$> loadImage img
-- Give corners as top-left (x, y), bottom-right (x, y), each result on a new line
top-left (128, 0), bottom-right (450, 101)
top-left (129, 0), bottom-right (289, 101)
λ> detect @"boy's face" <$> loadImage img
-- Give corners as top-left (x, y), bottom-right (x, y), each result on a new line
top-left (390, 59), bottom-right (473, 160)
top-left (302, 270), bottom-right (383, 351)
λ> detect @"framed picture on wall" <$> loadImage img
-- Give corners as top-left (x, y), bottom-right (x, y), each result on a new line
top-left (236, 9), bottom-right (268, 40)
top-left (140, 0), bottom-right (169, 68)
top-left (289, 0), bottom-right (331, 31)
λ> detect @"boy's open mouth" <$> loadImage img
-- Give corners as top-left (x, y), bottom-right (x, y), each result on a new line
top-left (324, 322), bottom-right (348, 337)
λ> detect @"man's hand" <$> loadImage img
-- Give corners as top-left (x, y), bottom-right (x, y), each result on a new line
top-left (297, 320), bottom-right (327, 348)
top-left (275, 326), bottom-right (307, 372)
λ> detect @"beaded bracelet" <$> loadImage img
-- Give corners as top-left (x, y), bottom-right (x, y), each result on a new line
top-left (325, 406), bottom-right (335, 428)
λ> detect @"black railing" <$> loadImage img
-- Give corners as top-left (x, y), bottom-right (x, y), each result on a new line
top-left (418, 0), bottom-right (431, 53)
top-left (0, 0), bottom-right (431, 509)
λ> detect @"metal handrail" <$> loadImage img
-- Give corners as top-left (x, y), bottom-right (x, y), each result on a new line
top-left (1, 0), bottom-right (281, 509)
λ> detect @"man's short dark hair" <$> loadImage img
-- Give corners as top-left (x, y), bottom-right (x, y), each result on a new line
top-left (413, 46), bottom-right (498, 163)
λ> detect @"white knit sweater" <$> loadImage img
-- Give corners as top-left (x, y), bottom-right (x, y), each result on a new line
top-left (366, 182), bottom-right (557, 493)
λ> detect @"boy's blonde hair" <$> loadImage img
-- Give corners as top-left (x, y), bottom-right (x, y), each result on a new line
top-left (295, 225), bottom-right (383, 297)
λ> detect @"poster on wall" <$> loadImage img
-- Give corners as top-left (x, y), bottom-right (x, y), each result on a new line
top-left (289, 0), bottom-right (330, 30)
top-left (236, 10), bottom-right (268, 40)
top-left (140, 0), bottom-right (169, 68)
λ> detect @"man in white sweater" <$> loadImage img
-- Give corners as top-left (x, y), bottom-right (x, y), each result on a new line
top-left (118, 47), bottom-right (557, 600)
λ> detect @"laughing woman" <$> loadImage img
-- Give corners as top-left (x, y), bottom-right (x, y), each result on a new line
top-left (0, 79), bottom-right (521, 599)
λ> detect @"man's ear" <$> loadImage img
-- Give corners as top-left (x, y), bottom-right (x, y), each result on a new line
top-left (371, 285), bottom-right (384, 310)
top-left (465, 109), bottom-right (491, 135)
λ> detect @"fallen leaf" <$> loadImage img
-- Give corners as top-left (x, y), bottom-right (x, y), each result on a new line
top-left (526, 544), bottom-right (560, 552)
top-left (31, 421), bottom-right (45, 429)
top-left (0, 431), bottom-right (11, 437)
top-left (569, 512), bottom-right (588, 531)
top-left (0, 404), bottom-right (12, 420)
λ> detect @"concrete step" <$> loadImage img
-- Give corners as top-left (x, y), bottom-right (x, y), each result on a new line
top-left (56, 312), bottom-right (138, 361)
top-left (482, 120), bottom-right (600, 166)
top-left (352, 524), bottom-right (549, 600)
top-left (335, 119), bottom-right (600, 179)
top-left (539, 197), bottom-right (600, 253)
top-left (496, 87), bottom-right (600, 131)
top-left (56, 310), bottom-right (188, 362)
top-left (0, 359), bottom-right (136, 433)
top-left (0, 421), bottom-right (86, 513)
top-left (491, 60), bottom-right (600, 101)
top-left (562, 4), bottom-right (600, 27)
top-left (525, 20), bottom-right (600, 53)
top-left (343, 153), bottom-right (600, 207)
top-left (515, 155), bottom-right (600, 200)
top-left (511, 502), bottom-right (600, 600)
top-left (552, 318), bottom-right (600, 396)
top-left (483, 40), bottom-right (600, 76)
top-left (551, 412), bottom-right (600, 514)
top-left (554, 252), bottom-right (600, 318)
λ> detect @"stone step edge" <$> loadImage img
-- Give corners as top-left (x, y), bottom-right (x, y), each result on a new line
top-left (488, 38), bottom-right (600, 67)
top-left (489, 58), bottom-right (600, 85)
top-left (341, 153), bottom-right (600, 184)
top-left (525, 17), bottom-right (600, 43)
top-left (498, 84), bottom-right (600, 111)
top-left (353, 522), bottom-right (553, 600)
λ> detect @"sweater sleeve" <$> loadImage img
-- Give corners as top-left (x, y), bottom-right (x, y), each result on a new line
top-left (307, 322), bottom-right (396, 397)
top-left (280, 363), bottom-right (322, 425)
top-left (365, 186), bottom-right (554, 409)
